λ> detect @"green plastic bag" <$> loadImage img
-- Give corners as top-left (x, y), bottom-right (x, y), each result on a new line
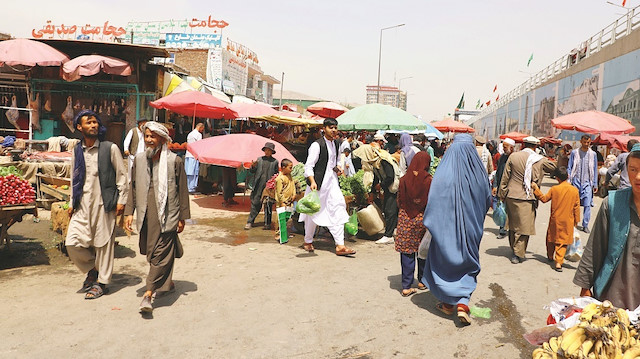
top-left (345, 210), bottom-right (358, 235)
top-left (297, 190), bottom-right (321, 214)
top-left (470, 306), bottom-right (492, 319)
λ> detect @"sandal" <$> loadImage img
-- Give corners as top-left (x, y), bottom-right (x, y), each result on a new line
top-left (85, 283), bottom-right (107, 300)
top-left (436, 302), bottom-right (454, 316)
top-left (335, 247), bottom-right (356, 256)
top-left (457, 304), bottom-right (471, 325)
top-left (80, 269), bottom-right (98, 293)
top-left (402, 288), bottom-right (417, 297)
top-left (303, 243), bottom-right (315, 252)
top-left (417, 282), bottom-right (427, 290)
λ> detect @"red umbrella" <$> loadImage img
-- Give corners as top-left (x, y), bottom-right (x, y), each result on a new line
top-left (595, 133), bottom-right (640, 151)
top-left (62, 55), bottom-right (132, 82)
top-left (186, 133), bottom-right (298, 168)
top-left (0, 38), bottom-right (69, 67)
top-left (150, 91), bottom-right (237, 119)
top-left (430, 118), bottom-right (475, 133)
top-left (307, 101), bottom-right (348, 119)
top-left (551, 111), bottom-right (635, 135)
top-left (228, 102), bottom-right (280, 118)
top-left (539, 136), bottom-right (562, 146)
top-left (499, 131), bottom-right (529, 142)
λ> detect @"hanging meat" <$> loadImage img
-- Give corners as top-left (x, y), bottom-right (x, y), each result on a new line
top-left (28, 92), bottom-right (41, 131)
top-left (61, 96), bottom-right (75, 132)
top-left (5, 95), bottom-right (20, 130)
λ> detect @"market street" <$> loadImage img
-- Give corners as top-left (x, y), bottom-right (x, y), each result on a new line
top-left (0, 175), bottom-right (600, 358)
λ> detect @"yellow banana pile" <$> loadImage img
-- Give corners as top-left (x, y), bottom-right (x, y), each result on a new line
top-left (532, 300), bottom-right (640, 359)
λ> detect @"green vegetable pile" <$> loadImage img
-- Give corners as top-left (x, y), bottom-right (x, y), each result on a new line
top-left (0, 165), bottom-right (22, 177)
top-left (291, 163), bottom-right (306, 192)
top-left (339, 170), bottom-right (370, 208)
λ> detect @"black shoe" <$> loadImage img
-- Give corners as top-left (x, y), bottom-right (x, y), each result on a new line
top-left (554, 266), bottom-right (563, 272)
top-left (497, 232), bottom-right (507, 239)
top-left (576, 225), bottom-right (584, 232)
top-left (582, 227), bottom-right (590, 234)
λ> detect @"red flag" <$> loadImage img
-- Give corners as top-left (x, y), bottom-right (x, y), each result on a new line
top-left (493, 85), bottom-right (497, 93)
top-left (623, 0), bottom-right (627, 6)
top-left (486, 100), bottom-right (491, 106)
top-left (496, 94), bottom-right (500, 101)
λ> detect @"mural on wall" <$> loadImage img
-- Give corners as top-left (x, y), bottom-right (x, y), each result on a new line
top-left (533, 83), bottom-right (557, 137)
top-left (557, 66), bottom-right (600, 117)
top-left (520, 92), bottom-right (534, 134)
top-left (506, 98), bottom-right (520, 132)
top-left (602, 48), bottom-right (640, 135)
top-left (495, 107), bottom-right (507, 137)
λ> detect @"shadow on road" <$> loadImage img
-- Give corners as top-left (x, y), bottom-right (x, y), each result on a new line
top-left (485, 245), bottom-right (513, 259)
top-left (109, 273), bottom-right (143, 295)
top-left (135, 280), bottom-right (198, 309)
top-left (410, 291), bottom-right (468, 328)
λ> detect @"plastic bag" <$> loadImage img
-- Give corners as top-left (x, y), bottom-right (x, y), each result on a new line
top-left (296, 190), bottom-right (321, 214)
top-left (492, 201), bottom-right (507, 227)
top-left (470, 306), bottom-right (492, 319)
top-left (417, 229), bottom-right (432, 260)
top-left (565, 228), bottom-right (583, 262)
top-left (345, 210), bottom-right (358, 235)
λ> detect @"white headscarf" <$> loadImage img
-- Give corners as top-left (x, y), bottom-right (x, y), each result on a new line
top-left (144, 122), bottom-right (171, 224)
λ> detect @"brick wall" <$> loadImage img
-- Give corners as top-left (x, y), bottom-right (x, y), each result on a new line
top-left (172, 49), bottom-right (208, 80)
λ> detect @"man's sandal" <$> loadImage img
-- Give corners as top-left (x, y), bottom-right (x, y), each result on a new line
top-left (85, 283), bottom-right (107, 300)
top-left (457, 304), bottom-right (471, 325)
top-left (436, 302), bottom-right (454, 316)
top-left (402, 288), bottom-right (417, 297)
top-left (303, 243), bottom-right (314, 252)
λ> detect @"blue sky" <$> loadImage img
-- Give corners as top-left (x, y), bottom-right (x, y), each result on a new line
top-left (2, 0), bottom-right (634, 121)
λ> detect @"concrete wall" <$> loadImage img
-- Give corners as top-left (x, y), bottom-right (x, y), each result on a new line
top-left (472, 28), bottom-right (640, 139)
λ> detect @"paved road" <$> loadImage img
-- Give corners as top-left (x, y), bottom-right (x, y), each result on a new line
top-left (0, 176), bottom-right (601, 358)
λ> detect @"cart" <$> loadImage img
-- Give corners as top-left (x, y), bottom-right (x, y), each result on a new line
top-left (0, 203), bottom-right (38, 249)
top-left (36, 174), bottom-right (70, 209)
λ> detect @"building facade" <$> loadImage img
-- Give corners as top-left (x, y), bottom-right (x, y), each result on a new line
top-left (365, 85), bottom-right (407, 110)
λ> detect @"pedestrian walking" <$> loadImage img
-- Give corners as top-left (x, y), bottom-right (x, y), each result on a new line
top-left (498, 136), bottom-right (556, 264)
top-left (395, 151), bottom-right (432, 297)
top-left (422, 134), bottom-right (492, 325)
top-left (492, 138), bottom-right (515, 239)
top-left (124, 122), bottom-right (191, 313)
top-left (567, 135), bottom-right (598, 233)
top-left (65, 110), bottom-right (128, 300)
top-left (123, 117), bottom-right (147, 180)
top-left (245, 142), bottom-right (279, 230)
top-left (299, 118), bottom-right (356, 256)
top-left (531, 167), bottom-right (580, 272)
top-left (605, 139), bottom-right (638, 190)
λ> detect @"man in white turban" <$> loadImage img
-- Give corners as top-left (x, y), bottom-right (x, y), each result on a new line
top-left (125, 121), bottom-right (191, 313)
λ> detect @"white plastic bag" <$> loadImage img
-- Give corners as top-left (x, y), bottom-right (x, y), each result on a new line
top-left (417, 229), bottom-right (432, 260)
top-left (565, 228), bottom-right (583, 262)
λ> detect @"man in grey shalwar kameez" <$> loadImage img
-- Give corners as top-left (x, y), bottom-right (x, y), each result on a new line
top-left (125, 122), bottom-right (190, 313)
top-left (66, 110), bottom-right (128, 300)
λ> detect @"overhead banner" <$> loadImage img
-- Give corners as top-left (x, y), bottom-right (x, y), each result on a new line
top-left (31, 20), bottom-right (126, 42)
top-left (126, 16), bottom-right (228, 47)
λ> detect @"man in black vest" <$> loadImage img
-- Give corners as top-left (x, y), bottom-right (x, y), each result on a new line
top-left (300, 118), bottom-right (356, 256)
top-left (65, 110), bottom-right (128, 300)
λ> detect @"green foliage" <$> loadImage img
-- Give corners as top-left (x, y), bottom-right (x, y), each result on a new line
top-left (0, 165), bottom-right (22, 178)
top-left (338, 170), bottom-right (369, 208)
top-left (291, 163), bottom-right (306, 192)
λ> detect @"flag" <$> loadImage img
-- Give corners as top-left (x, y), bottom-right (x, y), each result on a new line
top-left (456, 92), bottom-right (465, 109)
top-left (486, 100), bottom-right (491, 106)
top-left (480, 103), bottom-right (484, 109)
top-left (493, 85), bottom-right (497, 93)
top-left (476, 99), bottom-right (481, 109)
top-left (496, 94), bottom-right (500, 101)
top-left (527, 53), bottom-right (534, 67)
top-left (623, 0), bottom-right (627, 6)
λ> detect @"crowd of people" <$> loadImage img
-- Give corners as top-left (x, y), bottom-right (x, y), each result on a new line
top-left (65, 111), bottom-right (640, 320)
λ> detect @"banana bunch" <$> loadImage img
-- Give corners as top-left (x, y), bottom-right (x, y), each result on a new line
top-left (533, 300), bottom-right (640, 359)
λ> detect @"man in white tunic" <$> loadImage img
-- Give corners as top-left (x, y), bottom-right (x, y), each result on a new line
top-left (65, 110), bottom-right (128, 299)
top-left (123, 117), bottom-right (148, 179)
top-left (185, 123), bottom-right (204, 193)
top-left (300, 118), bottom-right (356, 256)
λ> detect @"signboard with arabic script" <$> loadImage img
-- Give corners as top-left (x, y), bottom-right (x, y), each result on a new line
top-left (126, 16), bottom-right (228, 47)
top-left (31, 20), bottom-right (127, 42)
top-left (166, 33), bottom-right (221, 49)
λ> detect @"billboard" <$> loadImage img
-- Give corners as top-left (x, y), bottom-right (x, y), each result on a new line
top-left (206, 48), bottom-right (249, 96)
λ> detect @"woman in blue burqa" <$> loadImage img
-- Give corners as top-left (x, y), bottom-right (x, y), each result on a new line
top-left (422, 133), bottom-right (492, 325)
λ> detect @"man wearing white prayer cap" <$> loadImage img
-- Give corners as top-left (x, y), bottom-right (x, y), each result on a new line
top-left (125, 121), bottom-right (191, 313)
top-left (498, 135), bottom-right (556, 263)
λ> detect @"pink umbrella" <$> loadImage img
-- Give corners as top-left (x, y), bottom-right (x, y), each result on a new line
top-left (430, 118), bottom-right (475, 133)
top-left (0, 38), bottom-right (69, 67)
top-left (307, 101), bottom-right (348, 119)
top-left (551, 111), bottom-right (635, 135)
top-left (186, 133), bottom-right (298, 168)
top-left (150, 91), bottom-right (237, 119)
top-left (229, 102), bottom-right (280, 118)
top-left (499, 131), bottom-right (529, 142)
top-left (62, 55), bottom-right (132, 82)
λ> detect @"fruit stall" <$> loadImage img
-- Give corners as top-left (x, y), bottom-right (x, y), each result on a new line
top-left (0, 168), bottom-right (38, 248)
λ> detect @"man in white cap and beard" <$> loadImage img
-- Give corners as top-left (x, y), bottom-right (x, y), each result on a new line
top-left (498, 136), bottom-right (556, 263)
top-left (125, 121), bottom-right (191, 313)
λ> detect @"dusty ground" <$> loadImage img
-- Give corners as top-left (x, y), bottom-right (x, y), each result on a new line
top-left (0, 177), bottom-right (599, 358)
